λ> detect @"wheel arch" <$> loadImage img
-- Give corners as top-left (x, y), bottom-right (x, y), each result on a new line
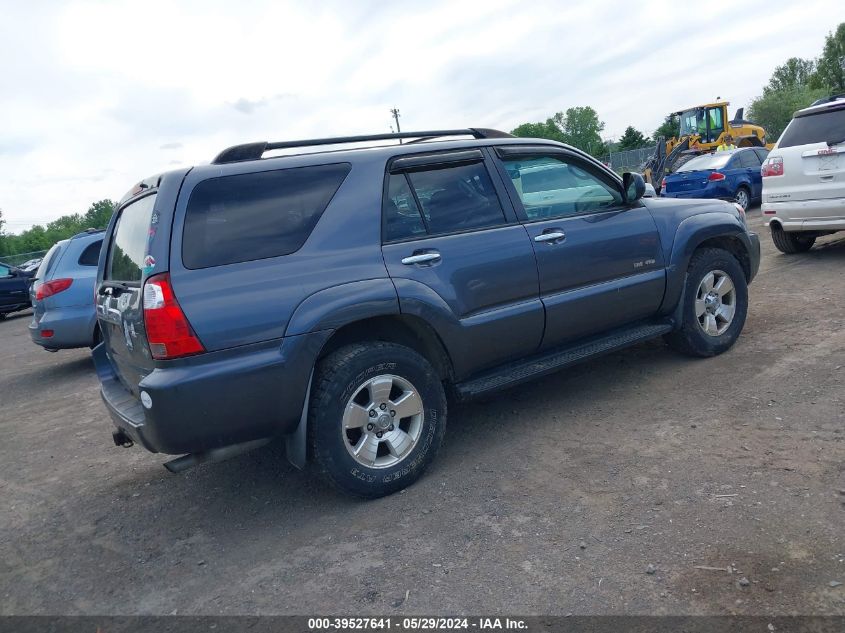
top-left (660, 213), bottom-right (753, 315)
top-left (316, 314), bottom-right (454, 381)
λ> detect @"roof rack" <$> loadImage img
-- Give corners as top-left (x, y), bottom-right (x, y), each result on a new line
top-left (212, 128), bottom-right (513, 164)
top-left (810, 93), bottom-right (845, 107)
top-left (71, 227), bottom-right (106, 239)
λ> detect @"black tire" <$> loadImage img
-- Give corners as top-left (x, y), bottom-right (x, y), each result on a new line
top-left (771, 224), bottom-right (815, 254)
top-left (308, 342), bottom-right (447, 498)
top-left (734, 186), bottom-right (750, 211)
top-left (664, 247), bottom-right (748, 358)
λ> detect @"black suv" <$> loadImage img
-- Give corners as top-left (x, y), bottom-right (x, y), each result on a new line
top-left (93, 128), bottom-right (760, 497)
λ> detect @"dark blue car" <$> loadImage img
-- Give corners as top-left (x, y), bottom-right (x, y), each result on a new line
top-left (661, 147), bottom-right (769, 211)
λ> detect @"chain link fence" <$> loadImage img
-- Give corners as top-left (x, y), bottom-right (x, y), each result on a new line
top-left (602, 145), bottom-right (657, 174)
top-left (1, 249), bottom-right (48, 268)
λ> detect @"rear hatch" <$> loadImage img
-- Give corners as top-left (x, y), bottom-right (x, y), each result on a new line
top-left (666, 152), bottom-right (732, 195)
top-left (97, 192), bottom-right (158, 396)
top-left (664, 169), bottom-right (713, 194)
top-left (770, 104), bottom-right (845, 203)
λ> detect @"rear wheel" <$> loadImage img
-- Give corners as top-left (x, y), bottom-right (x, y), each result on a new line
top-left (734, 186), bottom-right (750, 211)
top-left (664, 247), bottom-right (748, 357)
top-left (771, 224), bottom-right (815, 254)
top-left (308, 342), bottom-right (447, 498)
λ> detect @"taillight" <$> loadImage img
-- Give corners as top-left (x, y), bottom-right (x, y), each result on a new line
top-left (761, 156), bottom-right (784, 177)
top-left (35, 278), bottom-right (72, 300)
top-left (708, 171), bottom-right (726, 182)
top-left (143, 273), bottom-right (204, 360)
top-left (660, 177), bottom-right (667, 190)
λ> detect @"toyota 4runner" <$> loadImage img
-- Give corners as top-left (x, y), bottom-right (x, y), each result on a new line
top-left (93, 128), bottom-right (760, 497)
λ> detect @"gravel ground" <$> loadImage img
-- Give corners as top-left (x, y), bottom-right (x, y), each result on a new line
top-left (0, 209), bottom-right (843, 616)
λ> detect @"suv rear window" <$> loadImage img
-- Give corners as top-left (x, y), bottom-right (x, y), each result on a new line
top-left (107, 194), bottom-right (156, 282)
top-left (35, 243), bottom-right (62, 280)
top-left (778, 107), bottom-right (845, 148)
top-left (78, 240), bottom-right (103, 266)
top-left (182, 164), bottom-right (351, 269)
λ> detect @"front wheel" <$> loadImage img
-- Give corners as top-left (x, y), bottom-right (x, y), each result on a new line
top-left (308, 342), bottom-right (447, 498)
top-left (771, 224), bottom-right (815, 254)
top-left (664, 247), bottom-right (748, 357)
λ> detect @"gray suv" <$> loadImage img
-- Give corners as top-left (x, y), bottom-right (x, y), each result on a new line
top-left (93, 129), bottom-right (760, 497)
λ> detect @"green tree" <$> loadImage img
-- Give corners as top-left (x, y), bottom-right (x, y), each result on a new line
top-left (553, 106), bottom-right (606, 157)
top-left (766, 57), bottom-right (816, 94)
top-left (0, 199), bottom-right (116, 258)
top-left (653, 114), bottom-right (679, 141)
top-left (617, 126), bottom-right (652, 151)
top-left (748, 84), bottom-right (828, 141)
top-left (810, 23), bottom-right (845, 92)
top-left (510, 119), bottom-right (566, 143)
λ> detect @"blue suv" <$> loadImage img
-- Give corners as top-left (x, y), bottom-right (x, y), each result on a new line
top-left (93, 129), bottom-right (760, 497)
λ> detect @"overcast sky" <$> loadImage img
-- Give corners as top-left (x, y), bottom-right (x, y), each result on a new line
top-left (1, 0), bottom-right (841, 232)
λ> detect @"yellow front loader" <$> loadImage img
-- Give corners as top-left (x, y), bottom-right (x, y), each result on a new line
top-left (643, 101), bottom-right (774, 191)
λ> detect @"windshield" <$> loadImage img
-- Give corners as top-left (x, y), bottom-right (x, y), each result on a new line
top-left (677, 153), bottom-right (732, 172)
top-left (679, 109), bottom-right (705, 137)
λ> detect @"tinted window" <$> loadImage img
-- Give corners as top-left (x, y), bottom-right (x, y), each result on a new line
top-left (107, 194), bottom-right (156, 282)
top-left (737, 151), bottom-right (761, 168)
top-left (778, 107), bottom-right (845, 148)
top-left (78, 240), bottom-right (103, 266)
top-left (678, 153), bottom-right (732, 172)
top-left (35, 243), bottom-right (62, 280)
top-left (754, 148), bottom-right (770, 162)
top-left (502, 155), bottom-right (623, 220)
top-left (402, 162), bottom-right (506, 236)
top-left (383, 174), bottom-right (427, 242)
top-left (183, 164), bottom-right (350, 269)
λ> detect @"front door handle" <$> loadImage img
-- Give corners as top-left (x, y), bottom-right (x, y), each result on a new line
top-left (534, 230), bottom-right (566, 243)
top-left (401, 252), bottom-right (441, 265)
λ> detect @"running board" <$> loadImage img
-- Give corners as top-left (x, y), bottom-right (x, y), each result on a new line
top-left (454, 321), bottom-right (673, 400)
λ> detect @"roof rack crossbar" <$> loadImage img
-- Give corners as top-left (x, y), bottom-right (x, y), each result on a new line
top-left (212, 128), bottom-right (513, 164)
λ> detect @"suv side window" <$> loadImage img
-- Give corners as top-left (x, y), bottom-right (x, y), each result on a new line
top-left (501, 155), bottom-right (623, 220)
top-left (183, 163), bottom-right (351, 269)
top-left (78, 240), bottom-right (103, 266)
top-left (384, 161), bottom-right (507, 241)
top-left (0, 264), bottom-right (10, 277)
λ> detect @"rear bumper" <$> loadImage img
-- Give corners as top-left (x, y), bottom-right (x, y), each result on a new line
top-left (93, 330), bottom-right (330, 455)
top-left (762, 198), bottom-right (845, 231)
top-left (28, 304), bottom-right (96, 349)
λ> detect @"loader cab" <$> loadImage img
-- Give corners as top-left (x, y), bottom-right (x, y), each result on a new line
top-left (678, 104), bottom-right (727, 144)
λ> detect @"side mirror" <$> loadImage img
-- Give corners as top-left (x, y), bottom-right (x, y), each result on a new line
top-left (623, 172), bottom-right (646, 203)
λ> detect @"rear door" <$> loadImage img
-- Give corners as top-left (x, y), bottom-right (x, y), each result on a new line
top-left (770, 104), bottom-right (845, 203)
top-left (492, 146), bottom-right (666, 349)
top-left (381, 150), bottom-right (543, 375)
top-left (96, 192), bottom-right (158, 394)
top-left (736, 150), bottom-right (763, 199)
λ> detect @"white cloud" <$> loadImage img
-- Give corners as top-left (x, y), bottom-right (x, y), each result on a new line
top-left (0, 0), bottom-right (841, 231)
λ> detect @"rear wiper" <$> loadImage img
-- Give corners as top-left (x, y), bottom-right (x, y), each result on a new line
top-left (826, 137), bottom-right (845, 147)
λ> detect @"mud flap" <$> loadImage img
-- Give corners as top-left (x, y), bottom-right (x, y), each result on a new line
top-left (285, 369), bottom-right (313, 470)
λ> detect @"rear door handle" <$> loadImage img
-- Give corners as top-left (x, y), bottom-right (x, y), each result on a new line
top-left (534, 230), bottom-right (566, 243)
top-left (820, 174), bottom-right (834, 181)
top-left (401, 252), bottom-right (441, 265)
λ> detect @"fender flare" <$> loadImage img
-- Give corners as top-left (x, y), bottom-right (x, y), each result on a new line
top-left (659, 211), bottom-right (752, 315)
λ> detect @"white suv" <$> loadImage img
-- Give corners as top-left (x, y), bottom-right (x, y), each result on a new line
top-left (761, 95), bottom-right (845, 253)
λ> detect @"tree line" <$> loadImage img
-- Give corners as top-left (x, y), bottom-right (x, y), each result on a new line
top-left (0, 200), bottom-right (116, 259)
top-left (510, 23), bottom-right (844, 157)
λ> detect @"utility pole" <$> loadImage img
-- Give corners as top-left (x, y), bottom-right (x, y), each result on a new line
top-left (390, 107), bottom-right (401, 143)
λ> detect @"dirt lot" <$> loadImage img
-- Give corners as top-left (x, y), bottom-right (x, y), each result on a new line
top-left (0, 210), bottom-right (843, 616)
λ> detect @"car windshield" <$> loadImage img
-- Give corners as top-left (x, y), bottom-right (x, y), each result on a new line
top-left (677, 153), bottom-right (732, 172)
